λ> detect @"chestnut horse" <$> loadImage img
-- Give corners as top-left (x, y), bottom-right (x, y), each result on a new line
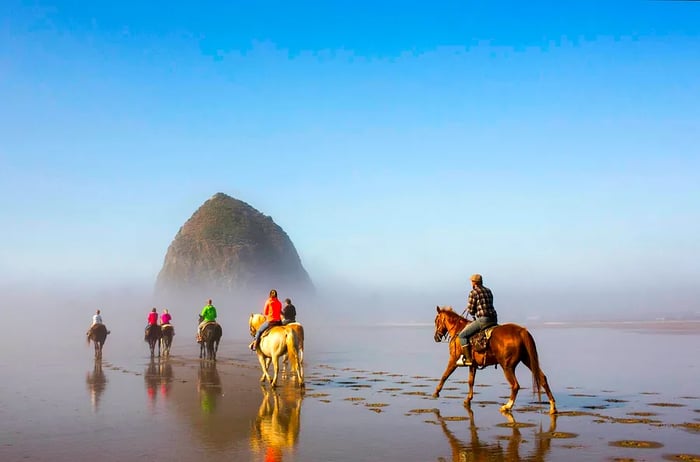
top-left (433, 306), bottom-right (557, 414)
top-left (87, 324), bottom-right (109, 360)
top-left (249, 314), bottom-right (304, 388)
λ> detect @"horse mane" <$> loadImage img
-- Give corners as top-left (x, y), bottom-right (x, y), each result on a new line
top-left (438, 306), bottom-right (466, 321)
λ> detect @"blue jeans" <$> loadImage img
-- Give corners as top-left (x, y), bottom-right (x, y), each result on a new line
top-left (458, 316), bottom-right (497, 346)
top-left (254, 321), bottom-right (281, 344)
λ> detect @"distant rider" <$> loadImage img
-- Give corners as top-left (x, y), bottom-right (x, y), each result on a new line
top-left (87, 309), bottom-right (103, 336)
top-left (161, 308), bottom-right (172, 325)
top-left (281, 298), bottom-right (297, 325)
top-left (250, 289), bottom-right (282, 351)
top-left (457, 274), bottom-right (498, 366)
top-left (197, 299), bottom-right (217, 342)
top-left (145, 307), bottom-right (158, 340)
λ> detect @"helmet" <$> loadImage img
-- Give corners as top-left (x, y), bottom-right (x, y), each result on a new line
top-left (470, 274), bottom-right (483, 283)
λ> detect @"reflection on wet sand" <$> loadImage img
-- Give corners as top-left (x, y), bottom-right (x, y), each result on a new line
top-left (433, 408), bottom-right (557, 462)
top-left (144, 358), bottom-right (174, 408)
top-left (86, 360), bottom-right (107, 412)
top-left (198, 360), bottom-right (223, 414)
top-left (250, 386), bottom-right (303, 462)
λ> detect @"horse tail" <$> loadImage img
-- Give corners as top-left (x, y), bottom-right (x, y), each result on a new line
top-left (521, 328), bottom-right (543, 403)
top-left (285, 329), bottom-right (303, 384)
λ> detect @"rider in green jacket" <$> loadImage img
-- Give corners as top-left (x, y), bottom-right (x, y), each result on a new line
top-left (197, 299), bottom-right (217, 341)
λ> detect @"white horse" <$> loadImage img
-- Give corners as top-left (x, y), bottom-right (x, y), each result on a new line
top-left (249, 313), bottom-right (304, 387)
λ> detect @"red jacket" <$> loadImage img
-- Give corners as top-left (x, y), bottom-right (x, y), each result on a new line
top-left (263, 297), bottom-right (282, 322)
top-left (147, 312), bottom-right (158, 325)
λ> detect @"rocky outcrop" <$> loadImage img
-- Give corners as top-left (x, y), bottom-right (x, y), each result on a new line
top-left (155, 193), bottom-right (313, 297)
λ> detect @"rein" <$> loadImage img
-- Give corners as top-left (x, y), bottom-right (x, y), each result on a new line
top-left (436, 312), bottom-right (469, 343)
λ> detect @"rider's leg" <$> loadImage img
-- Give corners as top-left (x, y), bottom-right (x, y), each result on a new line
top-left (251, 321), bottom-right (270, 350)
top-left (457, 319), bottom-right (483, 365)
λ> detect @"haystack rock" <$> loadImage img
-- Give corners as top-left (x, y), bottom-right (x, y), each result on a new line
top-left (155, 193), bottom-right (313, 297)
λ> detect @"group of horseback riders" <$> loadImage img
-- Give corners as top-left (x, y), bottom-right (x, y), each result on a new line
top-left (88, 274), bottom-right (489, 363)
top-left (144, 307), bottom-right (173, 340)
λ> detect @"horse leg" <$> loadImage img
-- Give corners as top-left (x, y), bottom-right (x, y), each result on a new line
top-left (500, 366), bottom-right (520, 412)
top-left (539, 371), bottom-right (557, 414)
top-left (296, 354), bottom-right (304, 387)
top-left (270, 354), bottom-right (280, 388)
top-left (433, 362), bottom-right (458, 398)
top-left (257, 353), bottom-right (271, 383)
top-left (520, 348), bottom-right (558, 414)
top-left (464, 366), bottom-right (477, 406)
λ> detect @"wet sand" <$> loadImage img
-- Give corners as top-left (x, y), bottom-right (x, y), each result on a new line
top-left (1, 324), bottom-right (699, 461)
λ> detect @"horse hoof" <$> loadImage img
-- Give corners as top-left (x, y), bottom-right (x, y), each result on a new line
top-left (432, 393), bottom-right (439, 398)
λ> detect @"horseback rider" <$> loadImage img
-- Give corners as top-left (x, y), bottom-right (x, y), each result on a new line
top-left (87, 309), bottom-right (103, 336)
top-left (161, 308), bottom-right (172, 325)
top-left (458, 274), bottom-right (498, 366)
top-left (145, 307), bottom-right (158, 340)
top-left (281, 298), bottom-right (297, 325)
top-left (197, 299), bottom-right (217, 342)
top-left (250, 289), bottom-right (283, 351)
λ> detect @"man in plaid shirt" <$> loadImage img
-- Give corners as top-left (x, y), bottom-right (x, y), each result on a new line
top-left (457, 274), bottom-right (498, 365)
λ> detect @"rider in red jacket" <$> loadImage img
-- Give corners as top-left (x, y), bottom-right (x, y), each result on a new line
top-left (250, 289), bottom-right (283, 351)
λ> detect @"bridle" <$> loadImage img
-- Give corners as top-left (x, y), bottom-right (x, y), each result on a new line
top-left (434, 315), bottom-right (449, 343)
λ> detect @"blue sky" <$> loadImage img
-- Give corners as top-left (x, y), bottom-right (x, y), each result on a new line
top-left (1, 1), bottom-right (698, 318)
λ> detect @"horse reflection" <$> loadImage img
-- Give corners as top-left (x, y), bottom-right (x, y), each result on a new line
top-left (433, 407), bottom-right (557, 462)
top-left (250, 387), bottom-right (303, 462)
top-left (144, 358), bottom-right (174, 407)
top-left (197, 360), bottom-right (223, 414)
top-left (86, 360), bottom-right (107, 412)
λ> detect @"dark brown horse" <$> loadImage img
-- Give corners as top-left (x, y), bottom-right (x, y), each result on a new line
top-left (161, 324), bottom-right (174, 357)
top-left (87, 324), bottom-right (109, 359)
top-left (198, 315), bottom-right (222, 361)
top-left (145, 324), bottom-right (162, 357)
top-left (433, 306), bottom-right (557, 414)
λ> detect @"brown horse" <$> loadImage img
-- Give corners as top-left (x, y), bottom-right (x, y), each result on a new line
top-left (433, 306), bottom-right (557, 414)
top-left (145, 324), bottom-right (162, 357)
top-left (87, 323), bottom-right (109, 359)
top-left (198, 315), bottom-right (222, 361)
top-left (160, 324), bottom-right (174, 357)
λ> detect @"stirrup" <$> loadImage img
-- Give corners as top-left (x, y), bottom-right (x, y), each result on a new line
top-left (456, 355), bottom-right (472, 366)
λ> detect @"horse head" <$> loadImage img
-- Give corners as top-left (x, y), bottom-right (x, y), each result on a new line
top-left (249, 313), bottom-right (265, 337)
top-left (434, 306), bottom-right (455, 342)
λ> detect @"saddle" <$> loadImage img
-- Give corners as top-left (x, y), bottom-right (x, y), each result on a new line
top-left (260, 322), bottom-right (283, 339)
top-left (469, 324), bottom-right (498, 353)
top-left (196, 321), bottom-right (217, 342)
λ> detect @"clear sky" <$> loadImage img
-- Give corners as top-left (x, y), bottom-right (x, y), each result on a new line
top-left (1, 1), bottom-right (698, 319)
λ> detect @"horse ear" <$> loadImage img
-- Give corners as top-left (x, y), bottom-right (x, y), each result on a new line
top-left (436, 306), bottom-right (440, 313)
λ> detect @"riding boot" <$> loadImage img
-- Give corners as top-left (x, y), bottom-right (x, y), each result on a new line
top-left (461, 344), bottom-right (473, 366)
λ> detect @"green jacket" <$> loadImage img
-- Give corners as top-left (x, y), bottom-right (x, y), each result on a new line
top-left (200, 304), bottom-right (217, 322)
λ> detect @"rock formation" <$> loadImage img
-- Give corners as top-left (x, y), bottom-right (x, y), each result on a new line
top-left (155, 193), bottom-right (313, 297)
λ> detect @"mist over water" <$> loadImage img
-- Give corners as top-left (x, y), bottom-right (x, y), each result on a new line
top-left (1, 277), bottom-right (699, 462)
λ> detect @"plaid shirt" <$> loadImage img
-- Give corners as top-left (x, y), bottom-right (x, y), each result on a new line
top-left (467, 285), bottom-right (497, 319)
